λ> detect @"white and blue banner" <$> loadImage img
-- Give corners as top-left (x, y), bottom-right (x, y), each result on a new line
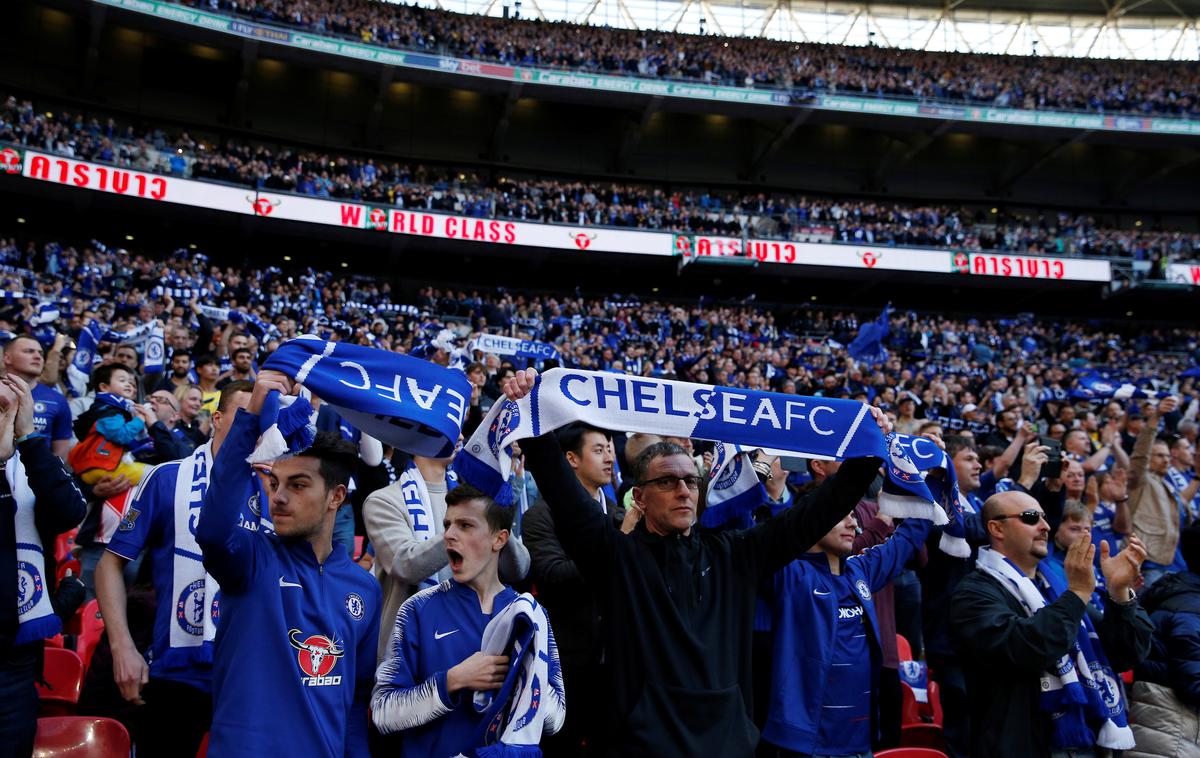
top-left (470, 333), bottom-right (560, 363)
top-left (260, 336), bottom-right (472, 458)
top-left (458, 368), bottom-right (954, 526)
top-left (700, 443), bottom-right (766, 529)
top-left (66, 319), bottom-right (104, 397)
top-left (1071, 372), bottom-right (1172, 402)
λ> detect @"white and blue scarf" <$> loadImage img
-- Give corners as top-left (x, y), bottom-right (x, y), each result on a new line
top-left (397, 462), bottom-right (458, 591)
top-left (898, 659), bottom-right (929, 704)
top-left (10, 451), bottom-right (61, 645)
top-left (472, 594), bottom-right (565, 757)
top-left (700, 444), bottom-right (766, 529)
top-left (166, 443), bottom-right (221, 665)
top-left (66, 319), bottom-right (165, 396)
top-left (975, 548), bottom-right (1134, 750)
top-left (699, 435), bottom-right (968, 556)
top-left (458, 369), bottom-right (954, 529)
top-left (469, 334), bottom-right (560, 364)
top-left (1071, 373), bottom-right (1172, 402)
top-left (259, 336), bottom-right (471, 459)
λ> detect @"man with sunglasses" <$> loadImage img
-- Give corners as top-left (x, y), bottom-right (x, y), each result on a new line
top-left (951, 491), bottom-right (1153, 758)
top-left (504, 368), bottom-right (890, 757)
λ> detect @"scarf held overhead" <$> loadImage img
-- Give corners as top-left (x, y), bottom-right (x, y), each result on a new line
top-left (458, 369), bottom-right (949, 524)
top-left (261, 336), bottom-right (472, 458)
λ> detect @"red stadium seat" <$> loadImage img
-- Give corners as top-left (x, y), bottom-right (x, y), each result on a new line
top-left (45, 634), bottom-right (65, 649)
top-left (74, 599), bottom-right (105, 673)
top-left (896, 633), bottom-right (913, 661)
top-left (54, 529), bottom-right (79, 563)
top-left (900, 723), bottom-right (947, 751)
top-left (197, 731), bottom-right (209, 758)
top-left (1122, 669), bottom-right (1134, 685)
top-left (876, 748), bottom-right (948, 758)
top-left (56, 559), bottom-right (81, 585)
top-left (33, 717), bottom-right (130, 758)
top-left (37, 649), bottom-right (84, 716)
top-left (354, 535), bottom-right (366, 560)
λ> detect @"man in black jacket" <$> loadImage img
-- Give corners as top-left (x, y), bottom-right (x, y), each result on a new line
top-left (522, 422), bottom-right (626, 756)
top-left (504, 368), bottom-right (888, 757)
top-left (951, 490), bottom-right (1153, 758)
top-left (0, 374), bottom-right (88, 755)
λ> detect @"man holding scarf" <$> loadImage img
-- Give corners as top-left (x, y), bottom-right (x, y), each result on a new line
top-left (951, 491), bottom-right (1153, 757)
top-left (96, 380), bottom-right (262, 756)
top-left (500, 368), bottom-right (890, 756)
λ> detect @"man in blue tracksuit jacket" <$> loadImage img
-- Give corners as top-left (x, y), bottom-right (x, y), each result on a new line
top-left (762, 508), bottom-right (932, 756)
top-left (197, 372), bottom-right (381, 757)
top-left (371, 483), bottom-right (566, 757)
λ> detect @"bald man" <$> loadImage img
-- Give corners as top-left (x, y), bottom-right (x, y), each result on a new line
top-left (950, 492), bottom-right (1153, 757)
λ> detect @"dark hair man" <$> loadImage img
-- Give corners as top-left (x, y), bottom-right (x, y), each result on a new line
top-left (951, 491), bottom-right (1152, 757)
top-left (196, 371), bottom-right (381, 756)
top-left (505, 368), bottom-right (887, 755)
top-left (522, 422), bottom-right (624, 755)
top-left (96, 380), bottom-right (259, 756)
top-left (371, 484), bottom-right (566, 756)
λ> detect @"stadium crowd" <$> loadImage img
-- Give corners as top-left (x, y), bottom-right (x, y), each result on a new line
top-left (3, 227), bottom-right (1200, 758)
top-left (177, 0), bottom-right (1200, 117)
top-left (5, 95), bottom-right (1199, 267)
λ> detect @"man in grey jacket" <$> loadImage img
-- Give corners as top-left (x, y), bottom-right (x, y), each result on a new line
top-left (363, 451), bottom-right (530, 662)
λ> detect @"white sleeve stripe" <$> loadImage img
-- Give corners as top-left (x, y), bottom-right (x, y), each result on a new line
top-left (370, 583), bottom-right (453, 735)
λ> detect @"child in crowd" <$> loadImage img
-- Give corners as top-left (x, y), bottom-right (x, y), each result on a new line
top-left (68, 363), bottom-right (153, 485)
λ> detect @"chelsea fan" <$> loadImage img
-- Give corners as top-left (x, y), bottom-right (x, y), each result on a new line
top-left (371, 483), bottom-right (566, 756)
top-left (196, 371), bottom-right (380, 756)
top-left (0, 374), bottom-right (87, 755)
top-left (95, 380), bottom-right (260, 756)
top-left (502, 367), bottom-right (889, 756)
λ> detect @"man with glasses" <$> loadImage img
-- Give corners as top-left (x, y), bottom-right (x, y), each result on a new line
top-left (951, 491), bottom-right (1153, 758)
top-left (504, 368), bottom-right (889, 756)
top-left (144, 390), bottom-right (191, 464)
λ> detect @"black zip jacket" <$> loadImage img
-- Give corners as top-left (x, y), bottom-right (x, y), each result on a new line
top-left (523, 433), bottom-right (881, 757)
top-left (951, 569), bottom-right (1153, 758)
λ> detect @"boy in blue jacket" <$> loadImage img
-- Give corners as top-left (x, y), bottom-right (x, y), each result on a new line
top-left (197, 371), bottom-right (381, 757)
top-left (371, 483), bottom-right (566, 756)
top-left (762, 507), bottom-right (932, 756)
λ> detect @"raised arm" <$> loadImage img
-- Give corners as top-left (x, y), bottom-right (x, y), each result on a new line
top-left (4, 375), bottom-right (87, 535)
top-left (504, 369), bottom-right (613, 585)
top-left (854, 517), bottom-right (933, 593)
top-left (362, 484), bottom-right (449, 587)
top-left (196, 372), bottom-right (292, 589)
top-left (747, 454), bottom-right (882, 579)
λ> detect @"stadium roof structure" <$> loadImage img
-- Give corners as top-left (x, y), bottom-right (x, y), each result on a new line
top-left (427, 0), bottom-right (1200, 59)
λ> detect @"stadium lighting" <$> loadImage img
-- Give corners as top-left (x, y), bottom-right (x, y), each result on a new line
top-left (125, 235), bottom-right (134, 241)
top-left (16, 217), bottom-right (25, 224)
top-left (283, 255), bottom-right (292, 261)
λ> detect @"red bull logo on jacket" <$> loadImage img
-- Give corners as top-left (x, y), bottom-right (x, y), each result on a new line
top-left (289, 629), bottom-right (345, 686)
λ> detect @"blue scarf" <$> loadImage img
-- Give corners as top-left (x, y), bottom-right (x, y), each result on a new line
top-left (1072, 372), bottom-right (1172, 402)
top-left (260, 336), bottom-right (471, 458)
top-left (458, 369), bottom-right (952, 525)
top-left (94, 392), bottom-right (137, 415)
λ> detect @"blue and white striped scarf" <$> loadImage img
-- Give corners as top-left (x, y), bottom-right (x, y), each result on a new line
top-left (458, 369), bottom-right (952, 527)
top-left (976, 548), bottom-right (1134, 750)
